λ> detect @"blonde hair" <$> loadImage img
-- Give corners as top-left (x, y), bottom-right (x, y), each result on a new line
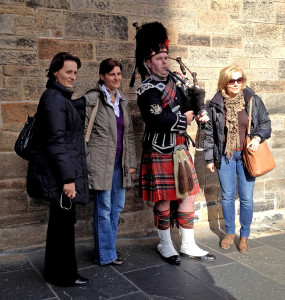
top-left (218, 65), bottom-right (247, 96)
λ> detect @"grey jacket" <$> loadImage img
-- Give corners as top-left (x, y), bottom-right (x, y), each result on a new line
top-left (84, 86), bottom-right (137, 190)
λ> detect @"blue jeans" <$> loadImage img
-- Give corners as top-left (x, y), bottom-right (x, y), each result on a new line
top-left (217, 151), bottom-right (255, 237)
top-left (93, 159), bottom-right (126, 265)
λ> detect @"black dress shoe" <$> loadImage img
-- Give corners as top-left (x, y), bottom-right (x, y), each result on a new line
top-left (160, 254), bottom-right (181, 265)
top-left (73, 275), bottom-right (89, 286)
top-left (180, 252), bottom-right (216, 262)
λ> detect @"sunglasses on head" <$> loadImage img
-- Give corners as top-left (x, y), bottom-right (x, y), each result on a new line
top-left (228, 77), bottom-right (243, 85)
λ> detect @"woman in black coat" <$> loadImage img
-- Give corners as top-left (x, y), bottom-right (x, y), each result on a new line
top-left (204, 65), bottom-right (271, 253)
top-left (27, 52), bottom-right (89, 287)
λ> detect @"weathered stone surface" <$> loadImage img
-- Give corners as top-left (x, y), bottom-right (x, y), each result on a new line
top-left (0, 153), bottom-right (28, 179)
top-left (0, 4), bottom-right (34, 16)
top-left (212, 36), bottom-right (242, 48)
top-left (272, 47), bottom-right (285, 58)
top-left (0, 130), bottom-right (18, 151)
top-left (232, 38), bottom-right (271, 58)
top-left (14, 15), bottom-right (37, 35)
top-left (277, 192), bottom-right (285, 209)
top-left (64, 12), bottom-right (128, 41)
top-left (245, 69), bottom-right (278, 81)
top-left (178, 34), bottom-right (210, 47)
top-left (255, 24), bottom-right (283, 38)
top-left (197, 11), bottom-right (228, 34)
top-left (188, 47), bottom-right (230, 67)
top-left (271, 130), bottom-right (285, 149)
top-left (36, 9), bottom-right (63, 29)
top-left (95, 42), bottom-right (135, 59)
top-left (0, 189), bottom-right (27, 216)
top-left (169, 0), bottom-right (208, 9)
top-left (38, 39), bottom-right (94, 60)
top-left (278, 60), bottom-right (285, 79)
top-left (0, 87), bottom-right (22, 102)
top-left (111, 1), bottom-right (147, 15)
top-left (71, 0), bottom-right (110, 11)
top-left (147, 6), bottom-right (196, 20)
top-left (249, 58), bottom-right (278, 69)
top-left (0, 14), bottom-right (14, 34)
top-left (276, 13), bottom-right (285, 25)
top-left (3, 65), bottom-right (39, 77)
top-left (26, 0), bottom-right (70, 9)
top-left (254, 200), bottom-right (275, 213)
top-left (262, 93), bottom-right (285, 115)
top-left (243, 0), bottom-right (275, 23)
top-left (210, 0), bottom-right (240, 12)
top-left (0, 211), bottom-right (48, 228)
top-left (0, 50), bottom-right (37, 65)
top-left (0, 36), bottom-right (37, 50)
top-left (0, 178), bottom-right (26, 190)
top-left (250, 81), bottom-right (285, 93)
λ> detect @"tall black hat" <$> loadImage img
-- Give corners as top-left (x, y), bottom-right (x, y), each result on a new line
top-left (129, 22), bottom-right (169, 87)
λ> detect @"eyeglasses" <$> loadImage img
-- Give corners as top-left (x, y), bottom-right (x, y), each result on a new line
top-left (228, 77), bottom-right (243, 85)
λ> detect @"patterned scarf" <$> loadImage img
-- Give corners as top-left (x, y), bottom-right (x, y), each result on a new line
top-left (161, 77), bottom-right (176, 108)
top-left (224, 91), bottom-right (245, 160)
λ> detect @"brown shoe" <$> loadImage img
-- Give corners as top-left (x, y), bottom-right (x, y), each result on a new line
top-left (238, 237), bottom-right (249, 253)
top-left (220, 234), bottom-right (235, 249)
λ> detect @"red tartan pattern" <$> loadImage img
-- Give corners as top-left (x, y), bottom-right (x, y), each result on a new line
top-left (140, 150), bottom-right (200, 202)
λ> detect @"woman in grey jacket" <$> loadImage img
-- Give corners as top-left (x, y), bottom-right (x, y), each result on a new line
top-left (204, 65), bottom-right (271, 253)
top-left (85, 58), bottom-right (137, 265)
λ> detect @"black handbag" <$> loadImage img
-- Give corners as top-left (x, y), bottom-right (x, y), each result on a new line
top-left (14, 113), bottom-right (37, 160)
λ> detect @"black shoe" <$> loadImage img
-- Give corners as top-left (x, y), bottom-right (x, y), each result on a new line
top-left (160, 254), bottom-right (181, 265)
top-left (73, 275), bottom-right (89, 286)
top-left (180, 252), bottom-right (216, 262)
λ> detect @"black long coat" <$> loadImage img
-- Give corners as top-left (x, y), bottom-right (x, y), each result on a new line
top-left (27, 80), bottom-right (89, 204)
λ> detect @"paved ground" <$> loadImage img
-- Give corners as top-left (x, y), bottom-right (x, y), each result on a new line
top-left (0, 222), bottom-right (285, 300)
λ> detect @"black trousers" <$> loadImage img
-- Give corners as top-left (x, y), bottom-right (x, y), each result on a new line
top-left (44, 200), bottom-right (78, 286)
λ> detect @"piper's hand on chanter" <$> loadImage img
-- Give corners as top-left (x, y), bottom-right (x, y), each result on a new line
top-left (63, 182), bottom-right (76, 199)
top-left (184, 110), bottom-right (195, 125)
top-left (247, 136), bottom-right (261, 152)
top-left (207, 162), bottom-right (216, 173)
top-left (196, 109), bottom-right (209, 123)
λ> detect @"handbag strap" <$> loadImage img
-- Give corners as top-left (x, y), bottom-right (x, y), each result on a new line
top-left (247, 97), bottom-right (253, 135)
top-left (85, 99), bottom-right (99, 143)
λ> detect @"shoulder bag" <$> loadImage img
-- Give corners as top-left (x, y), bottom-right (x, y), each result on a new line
top-left (242, 97), bottom-right (276, 177)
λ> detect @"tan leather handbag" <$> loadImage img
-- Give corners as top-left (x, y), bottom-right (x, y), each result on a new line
top-left (242, 97), bottom-right (276, 177)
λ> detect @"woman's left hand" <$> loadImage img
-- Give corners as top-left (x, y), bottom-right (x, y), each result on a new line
top-left (196, 110), bottom-right (209, 123)
top-left (130, 168), bottom-right (136, 174)
top-left (247, 138), bottom-right (260, 152)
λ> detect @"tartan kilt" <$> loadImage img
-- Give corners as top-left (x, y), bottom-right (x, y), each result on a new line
top-left (140, 150), bottom-right (200, 202)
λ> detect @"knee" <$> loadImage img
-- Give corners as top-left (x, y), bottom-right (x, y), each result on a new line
top-left (155, 200), bottom-right (170, 212)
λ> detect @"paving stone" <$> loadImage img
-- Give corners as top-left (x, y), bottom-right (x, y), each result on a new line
top-left (254, 232), bottom-right (285, 251)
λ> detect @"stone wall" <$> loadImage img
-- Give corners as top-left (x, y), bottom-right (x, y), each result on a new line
top-left (0, 0), bottom-right (285, 250)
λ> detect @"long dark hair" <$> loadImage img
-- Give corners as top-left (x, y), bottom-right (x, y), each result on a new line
top-left (98, 58), bottom-right (122, 84)
top-left (46, 52), bottom-right (81, 80)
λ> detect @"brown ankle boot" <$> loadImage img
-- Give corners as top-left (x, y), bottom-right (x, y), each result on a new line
top-left (238, 237), bottom-right (249, 253)
top-left (220, 234), bottom-right (235, 249)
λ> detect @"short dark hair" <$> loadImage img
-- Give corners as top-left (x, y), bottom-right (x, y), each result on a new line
top-left (46, 52), bottom-right (81, 80)
top-left (98, 58), bottom-right (122, 84)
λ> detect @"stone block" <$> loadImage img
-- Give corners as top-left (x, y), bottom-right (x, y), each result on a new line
top-left (38, 39), bottom-right (94, 60)
top-left (0, 178), bottom-right (26, 190)
top-left (272, 47), bottom-right (285, 58)
top-left (15, 15), bottom-right (37, 35)
top-left (277, 13), bottom-right (285, 25)
top-left (23, 77), bottom-right (46, 101)
top-left (210, 0), bottom-right (240, 13)
top-left (169, 0), bottom-right (208, 9)
top-left (131, 114), bottom-right (144, 136)
top-left (1, 102), bottom-right (38, 126)
top-left (0, 130), bottom-right (18, 151)
top-left (249, 58), bottom-right (278, 69)
top-left (0, 223), bottom-right (47, 250)
top-left (26, 0), bottom-right (70, 9)
top-left (0, 212), bottom-right (48, 228)
top-left (253, 200), bottom-right (275, 213)
top-left (4, 77), bottom-right (22, 88)
top-left (36, 9), bottom-right (63, 29)
top-left (95, 42), bottom-right (135, 59)
top-left (178, 34), bottom-right (210, 47)
top-left (271, 130), bottom-right (285, 149)
top-left (0, 50), bottom-right (37, 66)
top-left (277, 192), bottom-right (285, 209)
top-left (232, 38), bottom-right (271, 58)
top-left (134, 0), bottom-right (168, 5)
top-left (71, 0), bottom-right (110, 11)
top-left (3, 65), bottom-right (39, 77)
top-left (204, 185), bottom-right (221, 202)
top-left (198, 11), bottom-right (228, 34)
top-left (188, 47), bottom-right (230, 68)
top-left (64, 12), bottom-right (128, 41)
top-left (0, 87), bottom-right (22, 102)
top-left (0, 14), bottom-right (14, 34)
top-left (279, 60), bottom-right (285, 79)
top-left (244, 69), bottom-right (278, 81)
top-left (243, 0), bottom-right (275, 23)
top-left (111, 1), bottom-right (147, 16)
top-left (168, 46), bottom-right (188, 61)
top-left (265, 179), bottom-right (285, 192)
top-left (0, 189), bottom-right (27, 216)
top-left (0, 36), bottom-right (37, 50)
top-left (250, 81), bottom-right (285, 94)
top-left (254, 24), bottom-right (283, 39)
top-left (262, 93), bottom-right (285, 115)
top-left (0, 4), bottom-right (34, 15)
top-left (0, 153), bottom-right (28, 179)
top-left (230, 58), bottom-right (249, 69)
top-left (212, 36), bottom-right (242, 48)
top-left (147, 6), bottom-right (197, 20)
